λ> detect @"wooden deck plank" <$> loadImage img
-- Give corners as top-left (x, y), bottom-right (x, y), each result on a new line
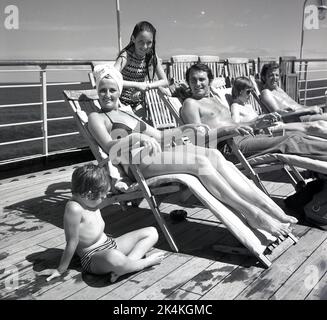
top-left (306, 271), bottom-right (327, 300)
top-left (130, 256), bottom-right (214, 300)
top-left (234, 227), bottom-right (326, 300)
top-left (200, 224), bottom-right (309, 300)
top-left (1, 164), bottom-right (325, 300)
top-left (164, 289), bottom-right (201, 300)
top-left (271, 236), bottom-right (327, 300)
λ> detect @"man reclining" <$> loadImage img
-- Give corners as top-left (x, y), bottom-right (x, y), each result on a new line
top-left (181, 63), bottom-right (327, 161)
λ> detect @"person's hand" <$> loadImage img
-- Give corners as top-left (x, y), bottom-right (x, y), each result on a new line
top-left (131, 91), bottom-right (142, 102)
top-left (137, 83), bottom-right (149, 92)
top-left (308, 106), bottom-right (323, 114)
top-left (36, 269), bottom-right (65, 282)
top-left (254, 113), bottom-right (280, 130)
top-left (233, 125), bottom-right (254, 136)
top-left (182, 123), bottom-right (210, 135)
top-left (140, 135), bottom-right (161, 156)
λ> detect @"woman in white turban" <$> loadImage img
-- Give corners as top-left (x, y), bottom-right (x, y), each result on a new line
top-left (88, 64), bottom-right (297, 237)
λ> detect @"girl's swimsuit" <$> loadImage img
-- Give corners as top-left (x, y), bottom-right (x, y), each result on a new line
top-left (79, 234), bottom-right (117, 273)
top-left (120, 47), bottom-right (150, 109)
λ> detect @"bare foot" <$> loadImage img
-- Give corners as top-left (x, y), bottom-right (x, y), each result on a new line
top-left (261, 202), bottom-right (298, 224)
top-left (246, 210), bottom-right (292, 237)
top-left (147, 252), bottom-right (165, 266)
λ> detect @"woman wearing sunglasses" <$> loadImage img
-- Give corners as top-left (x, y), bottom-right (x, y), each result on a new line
top-left (231, 76), bottom-right (280, 130)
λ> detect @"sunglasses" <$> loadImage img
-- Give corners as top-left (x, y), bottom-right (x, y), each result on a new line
top-left (245, 89), bottom-right (253, 95)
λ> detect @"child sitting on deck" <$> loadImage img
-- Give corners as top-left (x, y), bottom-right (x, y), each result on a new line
top-left (40, 163), bottom-right (164, 283)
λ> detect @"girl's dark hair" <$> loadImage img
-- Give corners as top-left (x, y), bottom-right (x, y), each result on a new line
top-left (260, 62), bottom-right (279, 84)
top-left (71, 163), bottom-right (109, 199)
top-left (118, 21), bottom-right (158, 81)
top-left (185, 63), bottom-right (214, 85)
top-left (231, 76), bottom-right (254, 99)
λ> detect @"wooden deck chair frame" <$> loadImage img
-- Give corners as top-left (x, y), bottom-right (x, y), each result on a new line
top-left (199, 55), bottom-right (224, 78)
top-left (170, 55), bottom-right (199, 82)
top-left (225, 58), bottom-right (251, 86)
top-left (63, 89), bottom-right (181, 252)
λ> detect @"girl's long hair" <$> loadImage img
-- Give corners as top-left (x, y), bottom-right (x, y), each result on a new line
top-left (117, 21), bottom-right (158, 81)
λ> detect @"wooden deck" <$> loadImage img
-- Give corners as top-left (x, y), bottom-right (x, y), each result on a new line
top-left (0, 162), bottom-right (326, 300)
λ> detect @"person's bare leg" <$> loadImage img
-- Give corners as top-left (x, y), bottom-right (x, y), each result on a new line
top-left (182, 144), bottom-right (297, 224)
top-left (138, 148), bottom-right (292, 236)
top-left (115, 226), bottom-right (159, 260)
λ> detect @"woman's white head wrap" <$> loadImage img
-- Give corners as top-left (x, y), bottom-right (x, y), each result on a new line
top-left (93, 64), bottom-right (124, 94)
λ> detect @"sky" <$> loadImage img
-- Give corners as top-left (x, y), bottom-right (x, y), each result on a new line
top-left (1, 0), bottom-right (327, 61)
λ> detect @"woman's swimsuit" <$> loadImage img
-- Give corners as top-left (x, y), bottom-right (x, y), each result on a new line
top-left (103, 108), bottom-right (147, 138)
top-left (104, 108), bottom-right (148, 179)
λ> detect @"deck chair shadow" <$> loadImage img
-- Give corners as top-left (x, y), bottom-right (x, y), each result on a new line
top-left (64, 88), bottom-right (299, 268)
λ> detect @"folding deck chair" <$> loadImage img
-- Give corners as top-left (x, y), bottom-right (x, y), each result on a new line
top-left (225, 57), bottom-right (253, 87)
top-left (170, 55), bottom-right (199, 82)
top-left (64, 88), bottom-right (299, 268)
top-left (199, 55), bottom-right (225, 78)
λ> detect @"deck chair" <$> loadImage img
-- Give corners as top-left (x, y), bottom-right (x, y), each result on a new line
top-left (145, 89), bottom-right (177, 130)
top-left (170, 55), bottom-right (199, 82)
top-left (64, 88), bottom-right (299, 268)
top-left (199, 55), bottom-right (225, 78)
top-left (225, 58), bottom-right (252, 86)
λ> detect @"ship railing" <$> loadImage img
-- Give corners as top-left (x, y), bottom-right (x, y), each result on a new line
top-left (279, 57), bottom-right (327, 107)
top-left (0, 60), bottom-right (100, 165)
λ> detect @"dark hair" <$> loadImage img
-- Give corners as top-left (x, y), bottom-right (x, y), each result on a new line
top-left (185, 63), bottom-right (214, 85)
top-left (260, 62), bottom-right (279, 84)
top-left (118, 21), bottom-right (158, 81)
top-left (71, 163), bottom-right (109, 199)
top-left (232, 76), bottom-right (253, 99)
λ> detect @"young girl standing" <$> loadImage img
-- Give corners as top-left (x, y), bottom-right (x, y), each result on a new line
top-left (114, 21), bottom-right (168, 120)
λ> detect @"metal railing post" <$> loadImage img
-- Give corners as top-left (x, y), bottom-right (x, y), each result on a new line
top-left (40, 64), bottom-right (48, 156)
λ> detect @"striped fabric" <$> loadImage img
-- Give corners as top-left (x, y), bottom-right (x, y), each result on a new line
top-left (120, 48), bottom-right (150, 108)
top-left (80, 236), bottom-right (117, 273)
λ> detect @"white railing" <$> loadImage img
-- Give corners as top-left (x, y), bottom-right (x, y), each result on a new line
top-left (288, 58), bottom-right (327, 106)
top-left (0, 60), bottom-right (111, 165)
top-left (1, 58), bottom-right (326, 166)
